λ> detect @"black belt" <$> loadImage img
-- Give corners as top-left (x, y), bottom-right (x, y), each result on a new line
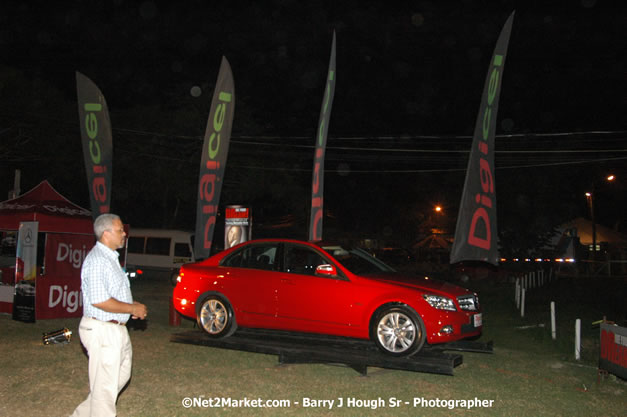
top-left (91, 317), bottom-right (126, 326)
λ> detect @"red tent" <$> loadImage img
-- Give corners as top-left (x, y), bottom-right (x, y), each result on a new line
top-left (0, 180), bottom-right (93, 235)
top-left (0, 180), bottom-right (94, 318)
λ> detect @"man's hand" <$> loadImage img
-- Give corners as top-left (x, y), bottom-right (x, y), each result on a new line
top-left (131, 301), bottom-right (148, 320)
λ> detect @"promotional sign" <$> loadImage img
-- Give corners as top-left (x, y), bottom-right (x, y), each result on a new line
top-left (33, 233), bottom-right (94, 319)
top-left (194, 57), bottom-right (235, 260)
top-left (76, 71), bottom-right (113, 219)
top-left (12, 221), bottom-right (38, 322)
top-left (36, 273), bottom-right (83, 319)
top-left (600, 323), bottom-right (627, 380)
top-left (450, 12), bottom-right (514, 266)
top-left (309, 31), bottom-right (336, 242)
top-left (224, 206), bottom-right (251, 249)
top-left (44, 233), bottom-right (95, 278)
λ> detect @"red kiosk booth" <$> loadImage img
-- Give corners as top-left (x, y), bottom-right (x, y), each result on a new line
top-left (0, 180), bottom-right (94, 319)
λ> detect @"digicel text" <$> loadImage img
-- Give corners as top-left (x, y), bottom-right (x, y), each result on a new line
top-left (84, 102), bottom-right (109, 214)
top-left (199, 91), bottom-right (232, 250)
top-left (467, 55), bottom-right (502, 251)
top-left (310, 69), bottom-right (334, 241)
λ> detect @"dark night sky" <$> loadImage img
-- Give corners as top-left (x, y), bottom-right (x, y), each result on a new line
top-left (1, 0), bottom-right (626, 242)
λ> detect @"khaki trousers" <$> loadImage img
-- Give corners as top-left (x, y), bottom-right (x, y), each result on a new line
top-left (70, 317), bottom-right (133, 417)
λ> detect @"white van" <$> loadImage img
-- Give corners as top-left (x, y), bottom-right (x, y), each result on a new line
top-left (125, 229), bottom-right (194, 284)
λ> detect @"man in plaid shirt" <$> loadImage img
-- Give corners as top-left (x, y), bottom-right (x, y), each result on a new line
top-left (71, 213), bottom-right (147, 417)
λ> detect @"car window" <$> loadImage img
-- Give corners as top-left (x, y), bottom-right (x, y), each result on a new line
top-left (127, 237), bottom-right (145, 254)
top-left (146, 237), bottom-right (170, 255)
top-left (174, 242), bottom-right (191, 257)
top-left (323, 246), bottom-right (396, 275)
top-left (284, 245), bottom-right (327, 276)
top-left (222, 244), bottom-right (278, 271)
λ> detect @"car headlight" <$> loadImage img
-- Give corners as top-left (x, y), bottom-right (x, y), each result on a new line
top-left (457, 294), bottom-right (479, 311)
top-left (423, 294), bottom-right (457, 311)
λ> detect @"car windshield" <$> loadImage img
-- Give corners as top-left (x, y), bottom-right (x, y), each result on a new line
top-left (322, 246), bottom-right (396, 275)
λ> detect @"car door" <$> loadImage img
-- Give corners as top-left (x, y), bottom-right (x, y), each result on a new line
top-left (276, 243), bottom-right (360, 332)
top-left (219, 242), bottom-right (280, 324)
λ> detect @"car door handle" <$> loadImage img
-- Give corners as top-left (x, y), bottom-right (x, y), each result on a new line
top-left (280, 278), bottom-right (294, 284)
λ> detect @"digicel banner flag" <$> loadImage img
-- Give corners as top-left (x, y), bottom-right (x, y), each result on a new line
top-left (194, 57), bottom-right (235, 260)
top-left (76, 72), bottom-right (113, 219)
top-left (450, 12), bottom-right (515, 266)
top-left (309, 31), bottom-right (336, 242)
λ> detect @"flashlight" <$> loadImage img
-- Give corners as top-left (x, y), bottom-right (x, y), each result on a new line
top-left (42, 328), bottom-right (72, 345)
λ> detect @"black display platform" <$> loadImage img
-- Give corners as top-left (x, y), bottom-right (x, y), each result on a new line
top-left (170, 328), bottom-right (493, 376)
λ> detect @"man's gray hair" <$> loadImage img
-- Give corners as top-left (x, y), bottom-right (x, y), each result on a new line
top-left (94, 213), bottom-right (121, 240)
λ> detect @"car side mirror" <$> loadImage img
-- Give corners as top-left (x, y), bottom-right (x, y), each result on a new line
top-left (315, 264), bottom-right (337, 277)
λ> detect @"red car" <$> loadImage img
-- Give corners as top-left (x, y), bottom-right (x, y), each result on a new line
top-left (173, 239), bottom-right (482, 356)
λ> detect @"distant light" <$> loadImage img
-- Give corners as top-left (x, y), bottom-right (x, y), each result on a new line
top-left (585, 192), bottom-right (592, 197)
top-left (607, 175), bottom-right (615, 181)
top-left (411, 13), bottom-right (425, 27)
top-left (501, 118), bottom-right (515, 131)
top-left (337, 162), bottom-right (351, 177)
top-left (190, 86), bottom-right (202, 97)
top-left (435, 205), bottom-right (442, 213)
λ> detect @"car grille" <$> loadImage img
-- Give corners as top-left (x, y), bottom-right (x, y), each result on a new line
top-left (457, 294), bottom-right (479, 311)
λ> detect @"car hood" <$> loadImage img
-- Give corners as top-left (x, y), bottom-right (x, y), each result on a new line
top-left (363, 273), bottom-right (472, 297)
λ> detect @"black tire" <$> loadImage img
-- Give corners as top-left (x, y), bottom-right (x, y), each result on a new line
top-left (170, 270), bottom-right (179, 286)
top-left (371, 305), bottom-right (426, 357)
top-left (196, 295), bottom-right (237, 338)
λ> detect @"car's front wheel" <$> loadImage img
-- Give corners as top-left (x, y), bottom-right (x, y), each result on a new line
top-left (371, 305), bottom-right (425, 356)
top-left (170, 270), bottom-right (179, 286)
top-left (197, 295), bottom-right (237, 338)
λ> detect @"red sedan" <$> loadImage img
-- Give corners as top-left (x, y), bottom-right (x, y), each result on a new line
top-left (173, 239), bottom-right (482, 356)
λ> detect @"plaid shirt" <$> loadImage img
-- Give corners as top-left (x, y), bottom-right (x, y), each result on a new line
top-left (81, 241), bottom-right (133, 323)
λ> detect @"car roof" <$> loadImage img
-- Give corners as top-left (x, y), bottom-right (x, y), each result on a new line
top-left (237, 238), bottom-right (336, 246)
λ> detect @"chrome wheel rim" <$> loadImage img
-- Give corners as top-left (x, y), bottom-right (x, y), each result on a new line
top-left (199, 299), bottom-right (228, 334)
top-left (376, 311), bottom-right (417, 353)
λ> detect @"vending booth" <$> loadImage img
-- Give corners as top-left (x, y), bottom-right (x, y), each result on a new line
top-left (0, 180), bottom-right (94, 320)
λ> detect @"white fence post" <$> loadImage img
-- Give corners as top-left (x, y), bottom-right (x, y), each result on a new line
top-left (521, 288), bottom-right (526, 318)
top-left (575, 319), bottom-right (581, 360)
top-left (551, 301), bottom-right (556, 340)
top-left (515, 278), bottom-right (520, 307)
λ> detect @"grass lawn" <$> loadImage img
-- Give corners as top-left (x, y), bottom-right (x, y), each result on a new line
top-left (0, 270), bottom-right (625, 416)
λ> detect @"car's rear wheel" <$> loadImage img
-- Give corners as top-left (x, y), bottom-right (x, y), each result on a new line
top-left (371, 305), bottom-right (425, 356)
top-left (197, 295), bottom-right (237, 338)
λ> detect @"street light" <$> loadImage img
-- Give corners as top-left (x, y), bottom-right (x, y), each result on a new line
top-left (584, 174), bottom-right (616, 260)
